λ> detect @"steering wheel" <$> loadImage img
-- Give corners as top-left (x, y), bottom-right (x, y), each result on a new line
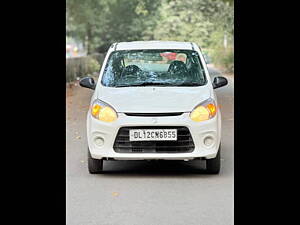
top-left (121, 65), bottom-right (142, 78)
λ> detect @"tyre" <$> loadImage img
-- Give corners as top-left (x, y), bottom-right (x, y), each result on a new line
top-left (206, 144), bottom-right (221, 174)
top-left (88, 148), bottom-right (103, 174)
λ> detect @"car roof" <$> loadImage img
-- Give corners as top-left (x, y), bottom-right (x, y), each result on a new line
top-left (113, 41), bottom-right (197, 51)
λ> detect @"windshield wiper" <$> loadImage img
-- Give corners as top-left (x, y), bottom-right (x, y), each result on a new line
top-left (115, 82), bottom-right (172, 87)
top-left (174, 82), bottom-right (202, 86)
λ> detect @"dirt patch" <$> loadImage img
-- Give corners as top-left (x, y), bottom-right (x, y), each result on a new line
top-left (66, 81), bottom-right (94, 122)
top-left (223, 73), bottom-right (234, 78)
top-left (66, 81), bottom-right (79, 97)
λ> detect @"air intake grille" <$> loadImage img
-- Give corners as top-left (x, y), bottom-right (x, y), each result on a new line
top-left (113, 126), bottom-right (195, 153)
top-left (124, 112), bottom-right (183, 117)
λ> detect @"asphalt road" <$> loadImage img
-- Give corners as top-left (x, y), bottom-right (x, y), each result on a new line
top-left (66, 65), bottom-right (234, 225)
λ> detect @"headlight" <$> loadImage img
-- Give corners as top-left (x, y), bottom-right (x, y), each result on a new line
top-left (90, 99), bottom-right (117, 122)
top-left (190, 98), bottom-right (217, 122)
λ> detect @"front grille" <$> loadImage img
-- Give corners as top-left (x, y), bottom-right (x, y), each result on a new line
top-left (124, 112), bottom-right (183, 117)
top-left (113, 126), bottom-right (195, 153)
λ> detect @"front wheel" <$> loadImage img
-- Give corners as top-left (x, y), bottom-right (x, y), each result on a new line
top-left (88, 148), bottom-right (103, 174)
top-left (206, 144), bottom-right (221, 174)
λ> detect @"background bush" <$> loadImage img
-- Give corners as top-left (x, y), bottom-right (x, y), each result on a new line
top-left (90, 53), bottom-right (106, 66)
top-left (66, 0), bottom-right (234, 79)
top-left (66, 56), bottom-right (101, 82)
top-left (211, 47), bottom-right (234, 73)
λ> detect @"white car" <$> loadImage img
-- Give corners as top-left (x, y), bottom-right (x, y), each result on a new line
top-left (79, 41), bottom-right (228, 174)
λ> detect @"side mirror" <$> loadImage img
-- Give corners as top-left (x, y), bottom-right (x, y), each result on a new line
top-left (79, 77), bottom-right (96, 90)
top-left (213, 76), bottom-right (228, 89)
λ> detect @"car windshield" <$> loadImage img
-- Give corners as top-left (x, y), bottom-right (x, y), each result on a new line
top-left (101, 50), bottom-right (207, 87)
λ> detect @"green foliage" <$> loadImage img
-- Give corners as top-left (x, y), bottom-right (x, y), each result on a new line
top-left (211, 46), bottom-right (234, 72)
top-left (152, 0), bottom-right (214, 47)
top-left (223, 49), bottom-right (234, 72)
top-left (151, 0), bottom-right (233, 71)
top-left (89, 53), bottom-right (106, 65)
top-left (66, 0), bottom-right (234, 73)
top-left (67, 0), bottom-right (162, 53)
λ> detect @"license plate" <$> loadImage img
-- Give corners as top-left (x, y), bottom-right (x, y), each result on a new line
top-left (129, 129), bottom-right (177, 141)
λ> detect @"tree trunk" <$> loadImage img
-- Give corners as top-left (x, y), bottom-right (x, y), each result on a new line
top-left (86, 25), bottom-right (92, 54)
top-left (223, 33), bottom-right (228, 49)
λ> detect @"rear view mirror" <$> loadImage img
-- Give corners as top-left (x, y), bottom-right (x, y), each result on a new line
top-left (212, 76), bottom-right (228, 89)
top-left (79, 77), bottom-right (96, 90)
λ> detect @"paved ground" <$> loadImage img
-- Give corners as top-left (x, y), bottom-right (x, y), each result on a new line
top-left (66, 65), bottom-right (234, 225)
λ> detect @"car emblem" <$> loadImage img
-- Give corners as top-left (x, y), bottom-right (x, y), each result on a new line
top-left (152, 118), bottom-right (157, 124)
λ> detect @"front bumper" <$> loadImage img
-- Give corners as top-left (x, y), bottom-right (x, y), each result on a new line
top-left (87, 112), bottom-right (221, 160)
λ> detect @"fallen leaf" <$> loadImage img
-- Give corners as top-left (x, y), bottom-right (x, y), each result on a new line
top-left (80, 160), bottom-right (84, 163)
top-left (76, 136), bottom-right (81, 139)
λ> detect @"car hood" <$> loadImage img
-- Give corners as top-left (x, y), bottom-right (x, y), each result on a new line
top-left (96, 86), bottom-right (211, 113)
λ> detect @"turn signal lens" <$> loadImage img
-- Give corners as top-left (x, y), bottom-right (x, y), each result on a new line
top-left (91, 104), bottom-right (101, 117)
top-left (91, 100), bottom-right (117, 122)
top-left (207, 103), bottom-right (216, 117)
top-left (190, 98), bottom-right (217, 122)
